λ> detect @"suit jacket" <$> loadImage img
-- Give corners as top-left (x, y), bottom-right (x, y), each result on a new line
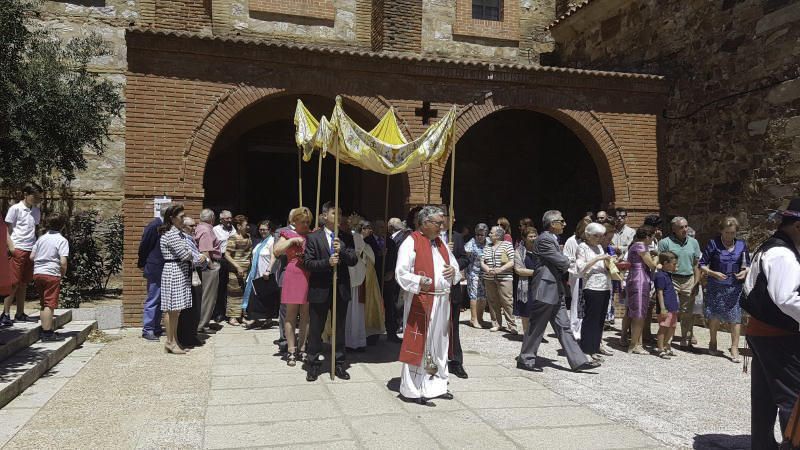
top-left (447, 231), bottom-right (469, 305)
top-left (137, 217), bottom-right (164, 282)
top-left (303, 227), bottom-right (358, 304)
top-left (531, 231), bottom-right (571, 305)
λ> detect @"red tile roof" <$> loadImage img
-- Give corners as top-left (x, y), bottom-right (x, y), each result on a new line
top-left (546, 0), bottom-right (597, 31)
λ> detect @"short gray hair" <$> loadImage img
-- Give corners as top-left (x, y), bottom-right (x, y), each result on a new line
top-left (183, 216), bottom-right (196, 226)
top-left (388, 217), bottom-right (404, 232)
top-left (671, 216), bottom-right (687, 227)
top-left (490, 225), bottom-right (505, 239)
top-left (219, 210), bottom-right (232, 219)
top-left (585, 222), bottom-right (606, 237)
top-left (200, 208), bottom-right (215, 223)
top-left (417, 206), bottom-right (444, 225)
top-left (474, 223), bottom-right (489, 234)
top-left (542, 210), bottom-right (562, 231)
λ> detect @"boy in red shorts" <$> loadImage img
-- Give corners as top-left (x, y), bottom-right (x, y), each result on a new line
top-left (30, 213), bottom-right (69, 341)
top-left (3, 182), bottom-right (42, 327)
top-left (654, 251), bottom-right (680, 359)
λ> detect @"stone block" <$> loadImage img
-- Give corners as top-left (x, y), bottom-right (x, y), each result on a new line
top-left (208, 384), bottom-right (329, 405)
top-left (767, 78), bottom-right (800, 105)
top-left (416, 409), bottom-right (518, 449)
top-left (327, 381), bottom-right (405, 416)
top-left (756, 1), bottom-right (800, 35)
top-left (505, 423), bottom-right (662, 449)
top-left (455, 388), bottom-right (575, 409)
top-left (448, 376), bottom-right (549, 392)
top-left (475, 405), bottom-right (612, 430)
top-left (204, 418), bottom-right (352, 449)
top-left (747, 119), bottom-right (768, 136)
top-left (349, 414), bottom-right (435, 448)
top-left (785, 116), bottom-right (800, 138)
top-left (205, 399), bottom-right (340, 425)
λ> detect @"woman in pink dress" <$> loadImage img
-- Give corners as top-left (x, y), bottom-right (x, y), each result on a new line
top-left (273, 207), bottom-right (312, 366)
top-left (624, 226), bottom-right (659, 354)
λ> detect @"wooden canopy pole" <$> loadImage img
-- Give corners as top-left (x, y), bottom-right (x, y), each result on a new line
top-left (314, 150), bottom-right (323, 229)
top-left (448, 146), bottom-right (455, 242)
top-left (297, 147), bottom-right (304, 207)
top-left (330, 150), bottom-right (341, 380)
top-left (380, 174), bottom-right (390, 297)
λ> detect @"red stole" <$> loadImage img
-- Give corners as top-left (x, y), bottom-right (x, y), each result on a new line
top-left (398, 231), bottom-right (451, 367)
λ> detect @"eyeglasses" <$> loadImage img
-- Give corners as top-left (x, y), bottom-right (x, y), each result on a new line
top-left (552, 219), bottom-right (565, 224)
top-left (427, 220), bottom-right (445, 226)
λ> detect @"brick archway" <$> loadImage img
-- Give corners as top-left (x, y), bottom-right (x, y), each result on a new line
top-left (179, 86), bottom-right (395, 199)
top-left (451, 101), bottom-right (628, 206)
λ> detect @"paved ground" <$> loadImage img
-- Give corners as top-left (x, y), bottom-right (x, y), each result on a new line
top-left (1, 313), bottom-right (752, 449)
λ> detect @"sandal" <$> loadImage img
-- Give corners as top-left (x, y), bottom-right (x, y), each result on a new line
top-left (729, 348), bottom-right (741, 363)
top-left (657, 351), bottom-right (671, 359)
top-left (628, 346), bottom-right (649, 355)
top-left (667, 349), bottom-right (677, 357)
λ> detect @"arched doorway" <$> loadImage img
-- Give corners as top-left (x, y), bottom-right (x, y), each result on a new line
top-left (203, 94), bottom-right (406, 226)
top-left (442, 109), bottom-right (605, 237)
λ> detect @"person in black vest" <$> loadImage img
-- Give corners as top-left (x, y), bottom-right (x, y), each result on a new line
top-left (742, 198), bottom-right (800, 449)
top-left (302, 201), bottom-right (358, 382)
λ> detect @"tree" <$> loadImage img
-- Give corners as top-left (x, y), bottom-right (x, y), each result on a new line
top-left (0, 0), bottom-right (122, 190)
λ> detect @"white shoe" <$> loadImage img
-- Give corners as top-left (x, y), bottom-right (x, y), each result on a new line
top-left (599, 344), bottom-right (614, 356)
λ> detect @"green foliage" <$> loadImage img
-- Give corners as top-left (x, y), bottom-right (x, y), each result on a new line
top-left (0, 0), bottom-right (122, 190)
top-left (59, 210), bottom-right (123, 308)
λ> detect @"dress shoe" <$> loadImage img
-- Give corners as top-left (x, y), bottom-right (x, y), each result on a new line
top-left (516, 361), bottom-right (543, 372)
top-left (142, 332), bottom-right (160, 341)
top-left (450, 365), bottom-right (469, 379)
top-left (182, 338), bottom-right (204, 348)
top-left (306, 365), bottom-right (320, 382)
top-left (334, 365), bottom-right (351, 380)
top-left (387, 333), bottom-right (402, 343)
top-left (573, 361), bottom-right (601, 372)
top-left (436, 392), bottom-right (454, 400)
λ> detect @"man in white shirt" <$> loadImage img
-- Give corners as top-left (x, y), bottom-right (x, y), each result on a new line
top-left (212, 210), bottom-right (235, 322)
top-left (3, 183), bottom-right (43, 327)
top-left (741, 199), bottom-right (800, 449)
top-left (30, 213), bottom-right (69, 341)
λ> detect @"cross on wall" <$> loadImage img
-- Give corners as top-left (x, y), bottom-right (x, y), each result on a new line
top-left (415, 101), bottom-right (438, 125)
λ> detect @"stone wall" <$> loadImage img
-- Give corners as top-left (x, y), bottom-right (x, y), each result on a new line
top-left (551, 0), bottom-right (800, 245)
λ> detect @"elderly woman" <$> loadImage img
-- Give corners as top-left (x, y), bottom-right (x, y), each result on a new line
top-left (514, 226), bottom-right (538, 333)
top-left (465, 223), bottom-right (490, 328)
top-left (158, 204), bottom-right (197, 354)
top-left (700, 216), bottom-right (750, 363)
top-left (575, 223), bottom-right (613, 360)
top-left (625, 226), bottom-right (659, 354)
top-left (481, 225), bottom-right (518, 334)
top-left (564, 217), bottom-right (591, 335)
top-left (497, 217), bottom-right (513, 243)
top-left (224, 215), bottom-right (252, 326)
top-left (243, 220), bottom-right (275, 329)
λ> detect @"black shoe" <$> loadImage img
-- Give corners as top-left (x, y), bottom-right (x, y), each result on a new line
top-left (278, 342), bottom-right (288, 354)
top-left (573, 361), bottom-right (601, 372)
top-left (516, 361), bottom-right (542, 372)
top-left (437, 392), bottom-right (454, 400)
top-left (306, 365), bottom-right (320, 382)
top-left (41, 332), bottom-right (66, 342)
top-left (0, 313), bottom-right (13, 328)
top-left (334, 365), bottom-right (351, 380)
top-left (400, 394), bottom-right (435, 407)
top-left (450, 364), bottom-right (469, 379)
top-left (15, 313), bottom-right (33, 322)
top-left (182, 338), bottom-right (204, 348)
top-left (141, 332), bottom-right (160, 341)
top-left (387, 333), bottom-right (402, 343)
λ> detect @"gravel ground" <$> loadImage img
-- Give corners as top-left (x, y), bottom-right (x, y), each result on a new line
top-left (458, 312), bottom-right (753, 449)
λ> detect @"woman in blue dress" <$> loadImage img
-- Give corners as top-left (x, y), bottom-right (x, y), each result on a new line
top-left (700, 217), bottom-right (750, 363)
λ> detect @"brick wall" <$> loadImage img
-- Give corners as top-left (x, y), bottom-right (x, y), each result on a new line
top-left (249, 0), bottom-right (336, 21)
top-left (453, 0), bottom-right (520, 42)
top-left (154, 0), bottom-right (212, 32)
top-left (551, 0), bottom-right (800, 246)
top-left (372, 0), bottom-right (423, 52)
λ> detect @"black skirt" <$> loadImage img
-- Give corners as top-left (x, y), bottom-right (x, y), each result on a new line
top-left (246, 276), bottom-right (280, 320)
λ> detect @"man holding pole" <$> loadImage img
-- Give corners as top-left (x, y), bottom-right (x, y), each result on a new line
top-left (396, 206), bottom-right (461, 405)
top-left (303, 201), bottom-right (358, 382)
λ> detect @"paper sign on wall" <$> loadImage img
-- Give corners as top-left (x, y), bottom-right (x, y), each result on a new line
top-left (154, 196), bottom-right (172, 218)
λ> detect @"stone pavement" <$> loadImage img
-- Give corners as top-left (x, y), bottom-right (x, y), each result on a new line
top-left (2, 312), bottom-right (753, 449)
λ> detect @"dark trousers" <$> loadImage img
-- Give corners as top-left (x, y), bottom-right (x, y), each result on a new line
top-left (449, 296), bottom-right (464, 367)
top-left (579, 289), bottom-right (610, 355)
top-left (213, 258), bottom-right (230, 320)
top-left (278, 304), bottom-right (287, 341)
top-left (177, 281), bottom-right (202, 345)
top-left (747, 334), bottom-right (800, 449)
top-left (307, 294), bottom-right (349, 368)
top-left (383, 281), bottom-right (402, 334)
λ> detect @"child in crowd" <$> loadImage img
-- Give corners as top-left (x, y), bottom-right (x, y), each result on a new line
top-left (2, 182), bottom-right (42, 326)
top-left (654, 251), bottom-right (679, 359)
top-left (29, 213), bottom-right (69, 342)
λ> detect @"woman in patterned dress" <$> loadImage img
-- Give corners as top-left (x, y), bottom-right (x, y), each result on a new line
top-left (700, 216), bottom-right (750, 363)
top-left (159, 204), bottom-right (200, 354)
top-left (465, 223), bottom-right (489, 328)
top-left (224, 215), bottom-right (253, 326)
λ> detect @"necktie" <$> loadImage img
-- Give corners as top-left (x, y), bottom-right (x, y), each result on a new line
top-left (330, 232), bottom-right (335, 254)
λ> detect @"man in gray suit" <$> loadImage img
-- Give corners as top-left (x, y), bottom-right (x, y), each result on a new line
top-left (517, 210), bottom-right (601, 373)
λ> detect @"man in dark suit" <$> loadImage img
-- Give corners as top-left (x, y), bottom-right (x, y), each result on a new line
top-left (517, 210), bottom-right (599, 373)
top-left (303, 202), bottom-right (358, 381)
top-left (442, 213), bottom-right (470, 379)
top-left (137, 207), bottom-right (166, 341)
top-left (382, 217), bottom-right (404, 343)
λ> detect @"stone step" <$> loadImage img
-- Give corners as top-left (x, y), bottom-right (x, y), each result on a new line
top-left (0, 310), bottom-right (73, 363)
top-left (0, 320), bottom-right (97, 409)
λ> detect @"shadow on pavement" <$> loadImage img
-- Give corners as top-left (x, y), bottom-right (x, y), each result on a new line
top-left (693, 433), bottom-right (750, 449)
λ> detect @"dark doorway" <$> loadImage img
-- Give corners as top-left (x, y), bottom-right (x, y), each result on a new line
top-left (203, 95), bottom-right (406, 227)
top-left (442, 109), bottom-right (604, 239)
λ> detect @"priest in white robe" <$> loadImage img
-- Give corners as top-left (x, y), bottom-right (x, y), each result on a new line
top-left (395, 206), bottom-right (461, 406)
top-left (345, 226), bottom-right (370, 350)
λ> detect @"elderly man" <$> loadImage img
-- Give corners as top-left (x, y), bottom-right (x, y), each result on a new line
top-left (213, 210), bottom-right (235, 323)
top-left (742, 198), bottom-right (800, 449)
top-left (195, 209), bottom-right (221, 333)
top-left (517, 210), bottom-right (600, 373)
top-left (137, 203), bottom-right (166, 340)
top-left (658, 216), bottom-right (702, 349)
top-left (396, 206), bottom-right (461, 405)
top-left (177, 216), bottom-right (207, 347)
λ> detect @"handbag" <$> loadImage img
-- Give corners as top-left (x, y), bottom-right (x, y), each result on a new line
top-left (786, 395), bottom-right (800, 448)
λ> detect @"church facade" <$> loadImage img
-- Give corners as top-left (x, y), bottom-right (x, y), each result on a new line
top-left (37, 0), bottom-right (798, 326)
